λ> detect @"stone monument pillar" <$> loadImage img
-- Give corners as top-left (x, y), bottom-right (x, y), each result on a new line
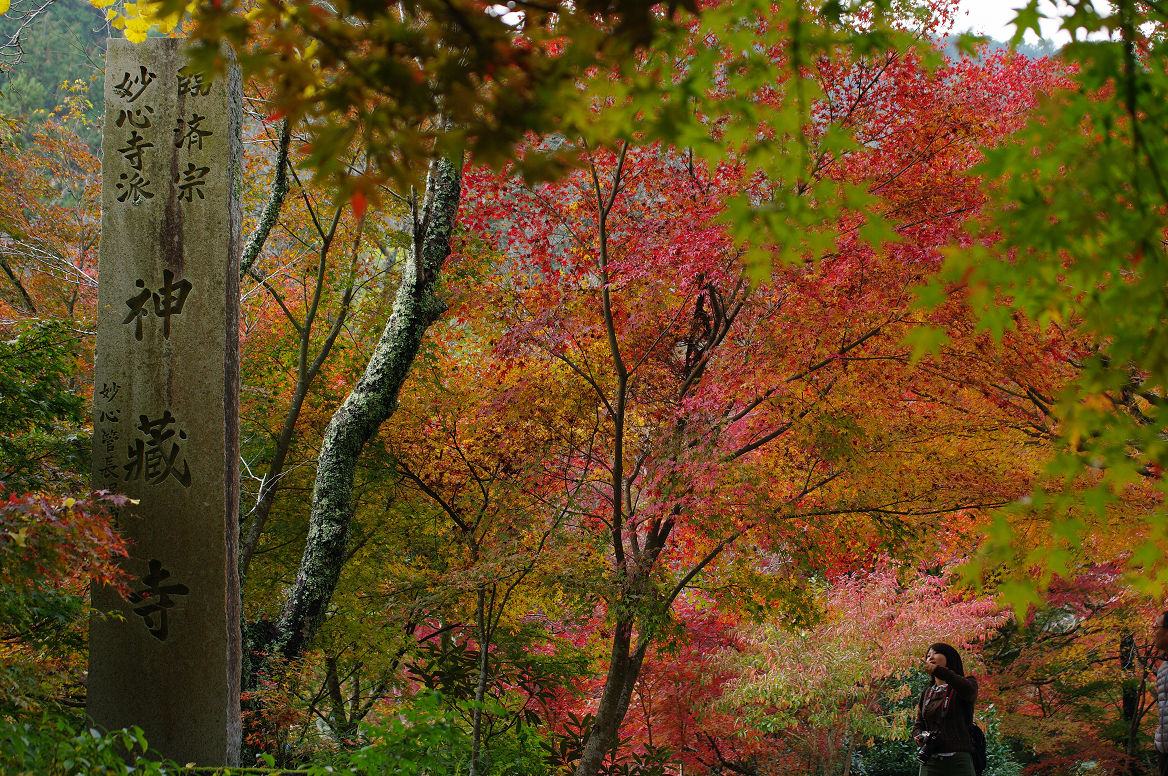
top-left (90, 38), bottom-right (242, 767)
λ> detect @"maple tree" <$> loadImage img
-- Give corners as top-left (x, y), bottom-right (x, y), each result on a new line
top-left (917, 0), bottom-right (1168, 597)
top-left (585, 569), bottom-right (1007, 776)
top-left (982, 566), bottom-right (1164, 774)
top-left (0, 322), bottom-right (89, 494)
top-left (0, 491), bottom-right (129, 715)
top-left (711, 568), bottom-right (1006, 776)
top-left (228, 93), bottom-right (453, 764)
top-left (0, 87), bottom-right (99, 322)
top-left (449, 15), bottom-right (1069, 771)
top-left (7, 0), bottom-right (1168, 771)
top-left (0, 92), bottom-right (100, 495)
top-left (233, 161), bottom-right (590, 769)
top-left (235, 110), bottom-right (374, 584)
top-left (376, 352), bottom-right (586, 776)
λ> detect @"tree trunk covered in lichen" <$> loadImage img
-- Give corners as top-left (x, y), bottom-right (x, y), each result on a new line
top-left (268, 154), bottom-right (462, 661)
top-left (239, 119), bottom-right (291, 280)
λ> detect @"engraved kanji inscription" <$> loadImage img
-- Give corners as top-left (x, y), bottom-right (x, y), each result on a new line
top-left (120, 271), bottom-right (193, 341)
top-left (100, 426), bottom-right (120, 451)
top-left (152, 269), bottom-right (192, 338)
top-left (98, 457), bottom-right (120, 481)
top-left (177, 66), bottom-right (213, 96)
top-left (115, 106), bottom-right (154, 129)
top-left (112, 66), bottom-right (157, 103)
top-left (116, 172), bottom-right (155, 204)
top-left (124, 410), bottom-right (191, 488)
top-left (174, 112), bottom-right (212, 150)
top-left (95, 382), bottom-right (122, 479)
top-left (98, 427), bottom-right (121, 480)
top-left (122, 279), bottom-right (152, 340)
top-left (117, 130), bottom-right (154, 171)
top-left (176, 163), bottom-right (210, 202)
top-left (127, 559), bottom-right (190, 641)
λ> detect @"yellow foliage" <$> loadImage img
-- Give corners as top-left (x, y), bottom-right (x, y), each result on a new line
top-left (88, 0), bottom-right (185, 42)
top-left (125, 16), bottom-right (153, 42)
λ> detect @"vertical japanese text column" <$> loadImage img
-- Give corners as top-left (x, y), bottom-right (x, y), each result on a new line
top-left (90, 38), bottom-right (242, 767)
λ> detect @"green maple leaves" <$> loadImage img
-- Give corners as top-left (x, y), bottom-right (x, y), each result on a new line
top-left (923, 1), bottom-right (1168, 601)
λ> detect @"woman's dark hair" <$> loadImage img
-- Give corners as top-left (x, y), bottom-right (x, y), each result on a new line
top-left (927, 642), bottom-right (964, 676)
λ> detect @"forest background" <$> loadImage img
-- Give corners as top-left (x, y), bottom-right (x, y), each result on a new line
top-left (1, 0), bottom-right (1167, 775)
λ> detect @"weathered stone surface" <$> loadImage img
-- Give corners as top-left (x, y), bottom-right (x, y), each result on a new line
top-left (90, 38), bottom-right (242, 767)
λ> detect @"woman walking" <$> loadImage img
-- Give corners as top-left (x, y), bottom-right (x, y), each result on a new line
top-left (912, 643), bottom-right (979, 776)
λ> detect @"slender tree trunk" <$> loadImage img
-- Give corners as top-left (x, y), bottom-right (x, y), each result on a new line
top-left (470, 585), bottom-right (491, 776)
top-left (268, 152), bottom-right (462, 661)
top-left (1120, 631), bottom-right (1141, 766)
top-left (0, 257), bottom-right (35, 313)
top-left (573, 611), bottom-right (653, 776)
top-left (324, 655), bottom-right (354, 740)
top-left (239, 204), bottom-right (356, 581)
top-left (1126, 672), bottom-right (1147, 763)
top-left (842, 723), bottom-right (855, 776)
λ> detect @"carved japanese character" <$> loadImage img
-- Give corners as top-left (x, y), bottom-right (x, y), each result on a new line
top-left (151, 269), bottom-right (192, 339)
top-left (120, 273), bottom-right (194, 340)
top-left (123, 410), bottom-right (191, 488)
top-left (98, 456), bottom-right (120, 481)
top-left (174, 112), bottom-right (212, 150)
top-left (177, 66), bottom-right (213, 96)
top-left (176, 163), bottom-right (210, 202)
top-left (116, 172), bottom-right (155, 204)
top-left (115, 106), bottom-right (154, 129)
top-left (127, 559), bottom-right (189, 641)
top-left (112, 66), bottom-right (157, 103)
top-left (117, 130), bottom-right (154, 171)
top-left (122, 279), bottom-right (152, 340)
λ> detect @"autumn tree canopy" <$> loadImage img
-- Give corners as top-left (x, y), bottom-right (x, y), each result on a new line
top-left (2, 0), bottom-right (1168, 774)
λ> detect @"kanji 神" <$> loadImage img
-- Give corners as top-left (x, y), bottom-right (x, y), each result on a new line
top-left (174, 113), bottom-right (212, 150)
top-left (122, 279), bottom-right (152, 340)
top-left (112, 66), bottom-right (156, 103)
top-left (123, 410), bottom-right (191, 488)
top-left (117, 130), bottom-right (154, 171)
top-left (116, 172), bottom-right (154, 204)
top-left (115, 106), bottom-right (154, 129)
top-left (121, 272), bottom-right (193, 341)
top-left (176, 163), bottom-right (210, 202)
top-left (127, 559), bottom-right (189, 641)
top-left (151, 269), bottom-right (192, 338)
top-left (177, 66), bottom-right (213, 96)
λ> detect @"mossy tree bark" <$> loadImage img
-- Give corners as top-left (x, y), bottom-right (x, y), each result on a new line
top-left (266, 153), bottom-right (463, 662)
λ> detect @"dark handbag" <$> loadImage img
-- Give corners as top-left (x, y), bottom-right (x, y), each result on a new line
top-left (969, 720), bottom-right (987, 775)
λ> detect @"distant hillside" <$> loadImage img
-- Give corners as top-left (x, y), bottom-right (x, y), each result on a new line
top-left (0, 0), bottom-right (109, 140)
top-left (940, 33), bottom-right (1059, 60)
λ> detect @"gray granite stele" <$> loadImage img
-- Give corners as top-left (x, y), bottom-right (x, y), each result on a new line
top-left (90, 38), bottom-right (242, 767)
